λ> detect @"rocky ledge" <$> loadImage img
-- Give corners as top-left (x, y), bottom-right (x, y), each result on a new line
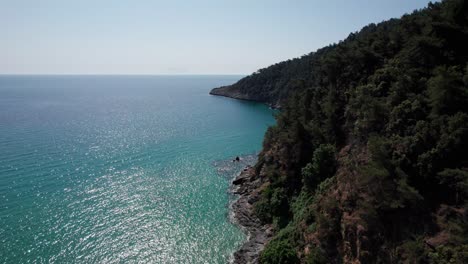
top-left (230, 166), bottom-right (273, 264)
top-left (210, 86), bottom-right (281, 109)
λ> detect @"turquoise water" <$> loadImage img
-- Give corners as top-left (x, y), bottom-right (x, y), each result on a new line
top-left (0, 76), bottom-right (275, 263)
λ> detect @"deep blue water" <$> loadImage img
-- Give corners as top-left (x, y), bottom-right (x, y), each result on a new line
top-left (0, 75), bottom-right (275, 263)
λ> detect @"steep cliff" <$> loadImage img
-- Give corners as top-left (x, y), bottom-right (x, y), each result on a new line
top-left (218, 1), bottom-right (468, 263)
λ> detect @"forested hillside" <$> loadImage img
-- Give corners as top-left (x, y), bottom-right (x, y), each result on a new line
top-left (212, 0), bottom-right (468, 263)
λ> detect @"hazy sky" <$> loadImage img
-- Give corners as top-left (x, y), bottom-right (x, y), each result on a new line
top-left (1, 0), bottom-right (436, 75)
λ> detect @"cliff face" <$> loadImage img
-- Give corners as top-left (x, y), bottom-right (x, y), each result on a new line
top-left (219, 1), bottom-right (468, 263)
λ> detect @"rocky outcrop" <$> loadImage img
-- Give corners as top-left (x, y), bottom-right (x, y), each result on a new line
top-left (210, 86), bottom-right (282, 109)
top-left (230, 166), bottom-right (273, 264)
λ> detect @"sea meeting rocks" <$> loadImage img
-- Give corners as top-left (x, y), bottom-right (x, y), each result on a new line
top-left (230, 166), bottom-right (273, 264)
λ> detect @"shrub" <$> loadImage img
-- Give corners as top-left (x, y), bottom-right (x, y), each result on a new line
top-left (260, 239), bottom-right (299, 264)
top-left (302, 144), bottom-right (336, 191)
top-left (305, 247), bottom-right (328, 264)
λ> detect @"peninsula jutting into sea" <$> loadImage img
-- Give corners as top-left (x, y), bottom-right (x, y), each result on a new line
top-left (1, 0), bottom-right (467, 263)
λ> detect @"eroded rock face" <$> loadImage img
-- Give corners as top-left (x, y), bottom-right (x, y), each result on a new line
top-left (230, 167), bottom-right (273, 264)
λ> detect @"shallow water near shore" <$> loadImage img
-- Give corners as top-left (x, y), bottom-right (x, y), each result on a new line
top-left (0, 75), bottom-right (275, 263)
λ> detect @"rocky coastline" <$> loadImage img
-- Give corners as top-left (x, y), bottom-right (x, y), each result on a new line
top-left (230, 166), bottom-right (273, 264)
top-left (210, 87), bottom-right (281, 109)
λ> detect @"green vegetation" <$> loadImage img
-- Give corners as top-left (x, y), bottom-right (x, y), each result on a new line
top-left (220, 1), bottom-right (468, 263)
top-left (260, 237), bottom-right (300, 264)
top-left (302, 144), bottom-right (336, 191)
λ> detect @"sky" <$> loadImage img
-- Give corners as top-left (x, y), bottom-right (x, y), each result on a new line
top-left (1, 0), bottom-right (437, 75)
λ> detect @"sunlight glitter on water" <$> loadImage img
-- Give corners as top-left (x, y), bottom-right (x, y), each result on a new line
top-left (0, 76), bottom-right (275, 263)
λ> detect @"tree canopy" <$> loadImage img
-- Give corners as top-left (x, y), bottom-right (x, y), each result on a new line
top-left (218, 1), bottom-right (468, 263)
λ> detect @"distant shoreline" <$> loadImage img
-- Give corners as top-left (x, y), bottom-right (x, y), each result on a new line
top-left (209, 88), bottom-right (281, 110)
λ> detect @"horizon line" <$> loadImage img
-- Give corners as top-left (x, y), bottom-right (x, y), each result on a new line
top-left (0, 73), bottom-right (248, 76)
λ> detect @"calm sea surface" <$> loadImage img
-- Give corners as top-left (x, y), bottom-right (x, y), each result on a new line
top-left (0, 75), bottom-right (275, 263)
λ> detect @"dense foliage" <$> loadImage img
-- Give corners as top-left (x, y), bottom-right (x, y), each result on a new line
top-left (222, 1), bottom-right (468, 263)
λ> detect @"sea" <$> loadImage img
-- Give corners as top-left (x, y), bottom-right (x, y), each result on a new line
top-left (0, 75), bottom-right (275, 263)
